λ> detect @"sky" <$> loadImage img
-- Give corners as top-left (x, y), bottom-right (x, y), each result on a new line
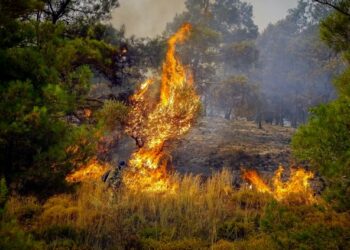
top-left (111, 0), bottom-right (299, 37)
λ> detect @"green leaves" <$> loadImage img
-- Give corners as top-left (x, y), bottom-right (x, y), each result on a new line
top-left (321, 11), bottom-right (350, 53)
top-left (0, 4), bottom-right (122, 194)
top-left (292, 3), bottom-right (350, 211)
top-left (0, 178), bottom-right (8, 209)
top-left (96, 100), bottom-right (129, 132)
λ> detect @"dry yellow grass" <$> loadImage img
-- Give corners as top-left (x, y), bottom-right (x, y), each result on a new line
top-left (4, 169), bottom-right (349, 250)
top-left (30, 169), bottom-right (270, 249)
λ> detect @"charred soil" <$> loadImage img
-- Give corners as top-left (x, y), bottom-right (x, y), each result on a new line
top-left (171, 117), bottom-right (294, 176)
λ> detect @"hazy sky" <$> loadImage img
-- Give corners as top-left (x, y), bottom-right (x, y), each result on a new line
top-left (111, 0), bottom-right (299, 37)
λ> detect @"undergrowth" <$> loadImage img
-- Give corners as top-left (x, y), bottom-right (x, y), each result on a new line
top-left (1, 170), bottom-right (349, 249)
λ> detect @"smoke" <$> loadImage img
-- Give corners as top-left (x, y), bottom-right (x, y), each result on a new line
top-left (111, 0), bottom-right (299, 37)
top-left (111, 0), bottom-right (186, 38)
top-left (246, 0), bottom-right (298, 31)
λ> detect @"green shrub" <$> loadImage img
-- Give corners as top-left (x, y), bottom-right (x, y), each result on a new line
top-left (217, 219), bottom-right (255, 241)
top-left (36, 224), bottom-right (81, 242)
top-left (260, 201), bottom-right (350, 249)
top-left (5, 196), bottom-right (42, 223)
top-left (0, 177), bottom-right (8, 215)
top-left (0, 220), bottom-right (44, 250)
top-left (141, 238), bottom-right (208, 250)
top-left (97, 100), bottom-right (129, 132)
top-left (230, 234), bottom-right (277, 250)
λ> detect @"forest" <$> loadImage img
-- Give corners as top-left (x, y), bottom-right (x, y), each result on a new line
top-left (0, 0), bottom-right (350, 249)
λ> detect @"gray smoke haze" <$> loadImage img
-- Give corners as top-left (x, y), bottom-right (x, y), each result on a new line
top-left (111, 0), bottom-right (186, 37)
top-left (246, 0), bottom-right (298, 30)
top-left (111, 0), bottom-right (299, 37)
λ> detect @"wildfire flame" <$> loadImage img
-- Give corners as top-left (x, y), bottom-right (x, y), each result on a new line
top-left (243, 166), bottom-right (316, 204)
top-left (123, 23), bottom-right (200, 192)
top-left (66, 158), bottom-right (110, 183)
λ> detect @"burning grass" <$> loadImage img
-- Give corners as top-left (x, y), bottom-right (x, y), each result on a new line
top-left (243, 166), bottom-right (317, 205)
top-left (65, 158), bottom-right (110, 183)
top-left (3, 169), bottom-right (350, 250)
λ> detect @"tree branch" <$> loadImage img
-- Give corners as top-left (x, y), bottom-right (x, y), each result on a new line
top-left (313, 0), bottom-right (350, 17)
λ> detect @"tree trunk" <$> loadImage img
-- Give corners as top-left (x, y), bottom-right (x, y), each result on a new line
top-left (224, 107), bottom-right (232, 120)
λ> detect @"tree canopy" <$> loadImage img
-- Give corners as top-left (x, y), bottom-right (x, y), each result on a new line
top-left (292, 0), bottom-right (350, 211)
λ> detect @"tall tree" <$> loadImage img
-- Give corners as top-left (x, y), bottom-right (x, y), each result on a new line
top-left (41, 0), bottom-right (119, 24)
top-left (255, 0), bottom-right (340, 127)
top-left (0, 0), bottom-right (124, 195)
top-left (166, 0), bottom-right (259, 116)
top-left (313, 0), bottom-right (350, 16)
top-left (292, 0), bottom-right (350, 211)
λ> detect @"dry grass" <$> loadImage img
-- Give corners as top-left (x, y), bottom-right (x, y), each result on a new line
top-left (4, 169), bottom-right (350, 249)
top-left (33, 169), bottom-right (271, 249)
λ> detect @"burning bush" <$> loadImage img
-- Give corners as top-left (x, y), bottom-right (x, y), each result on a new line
top-left (123, 23), bottom-right (201, 192)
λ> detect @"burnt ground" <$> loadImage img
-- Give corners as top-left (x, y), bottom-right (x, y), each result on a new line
top-left (114, 117), bottom-right (293, 175)
top-left (112, 117), bottom-right (324, 191)
top-left (170, 117), bottom-right (294, 176)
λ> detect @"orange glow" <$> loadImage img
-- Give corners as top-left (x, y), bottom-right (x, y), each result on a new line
top-left (124, 23), bottom-right (200, 192)
top-left (66, 158), bottom-right (109, 183)
top-left (243, 170), bottom-right (272, 194)
top-left (243, 166), bottom-right (316, 204)
top-left (83, 108), bottom-right (92, 118)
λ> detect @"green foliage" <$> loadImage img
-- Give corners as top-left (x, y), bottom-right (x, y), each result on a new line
top-left (256, 1), bottom-right (339, 127)
top-left (292, 100), bottom-right (350, 175)
top-left (35, 224), bottom-right (84, 248)
top-left (229, 234), bottom-right (277, 250)
top-left (141, 238), bottom-right (208, 250)
top-left (97, 100), bottom-right (129, 132)
top-left (292, 98), bottom-right (350, 210)
top-left (0, 1), bottom-right (122, 195)
top-left (222, 41), bottom-right (259, 70)
top-left (211, 75), bottom-right (260, 119)
top-left (0, 178), bottom-right (8, 216)
top-left (0, 220), bottom-right (44, 250)
top-left (217, 219), bottom-right (255, 241)
top-left (0, 195), bottom-right (44, 250)
top-left (166, 0), bottom-right (260, 115)
top-left (40, 0), bottom-right (119, 24)
top-left (320, 3), bottom-right (350, 53)
top-left (5, 196), bottom-right (42, 223)
top-left (260, 201), bottom-right (350, 249)
top-left (0, 178), bottom-right (8, 208)
top-left (292, 3), bottom-right (350, 211)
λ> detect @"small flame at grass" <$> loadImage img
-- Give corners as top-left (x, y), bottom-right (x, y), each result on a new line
top-left (243, 166), bottom-right (316, 204)
top-left (66, 158), bottom-right (109, 183)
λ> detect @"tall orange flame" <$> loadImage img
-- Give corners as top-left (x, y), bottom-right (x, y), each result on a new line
top-left (243, 166), bottom-right (316, 204)
top-left (124, 23), bottom-right (200, 192)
